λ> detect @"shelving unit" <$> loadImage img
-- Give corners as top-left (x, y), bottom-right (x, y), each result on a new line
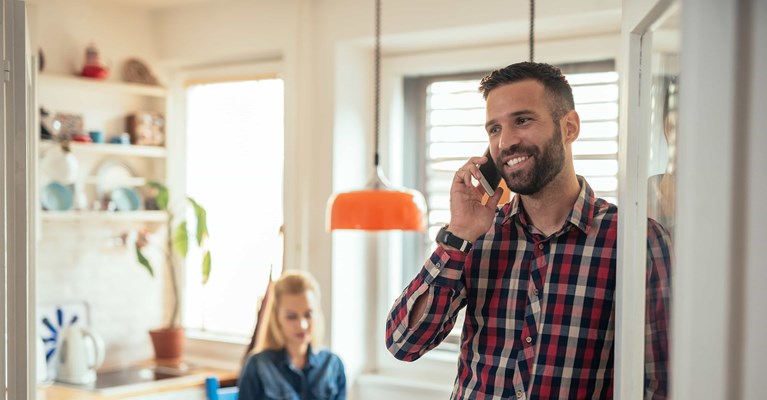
top-left (37, 71), bottom-right (168, 222)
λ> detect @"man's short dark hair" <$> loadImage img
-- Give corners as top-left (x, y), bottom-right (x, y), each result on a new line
top-left (479, 62), bottom-right (575, 120)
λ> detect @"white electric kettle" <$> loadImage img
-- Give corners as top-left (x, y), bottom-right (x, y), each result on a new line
top-left (36, 335), bottom-right (50, 384)
top-left (55, 326), bottom-right (105, 385)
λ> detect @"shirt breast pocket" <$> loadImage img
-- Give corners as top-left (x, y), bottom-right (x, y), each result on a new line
top-left (263, 383), bottom-right (297, 400)
top-left (311, 380), bottom-right (339, 400)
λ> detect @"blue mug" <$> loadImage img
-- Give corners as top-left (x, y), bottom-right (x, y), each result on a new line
top-left (109, 133), bottom-right (131, 145)
top-left (89, 131), bottom-right (104, 143)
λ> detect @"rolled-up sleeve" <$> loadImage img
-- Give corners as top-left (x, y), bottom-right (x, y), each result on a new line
top-left (385, 245), bottom-right (469, 361)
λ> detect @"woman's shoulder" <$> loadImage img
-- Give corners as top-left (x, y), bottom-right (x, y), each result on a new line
top-left (245, 348), bottom-right (283, 367)
top-left (315, 347), bottom-right (339, 358)
top-left (313, 348), bottom-right (345, 368)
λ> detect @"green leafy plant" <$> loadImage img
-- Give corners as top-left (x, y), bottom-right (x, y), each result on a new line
top-left (135, 181), bottom-right (211, 329)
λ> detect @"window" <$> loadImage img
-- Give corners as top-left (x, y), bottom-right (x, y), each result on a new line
top-left (183, 77), bottom-right (285, 338)
top-left (402, 61), bottom-right (619, 351)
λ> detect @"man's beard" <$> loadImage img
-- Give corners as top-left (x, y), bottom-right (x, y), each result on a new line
top-left (496, 124), bottom-right (566, 195)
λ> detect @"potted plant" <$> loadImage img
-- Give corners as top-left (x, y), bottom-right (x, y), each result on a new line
top-left (134, 181), bottom-right (211, 362)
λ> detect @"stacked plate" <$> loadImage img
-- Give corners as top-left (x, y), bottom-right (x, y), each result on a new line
top-left (95, 159), bottom-right (143, 211)
top-left (41, 182), bottom-right (73, 211)
top-left (95, 159), bottom-right (135, 199)
top-left (110, 187), bottom-right (141, 211)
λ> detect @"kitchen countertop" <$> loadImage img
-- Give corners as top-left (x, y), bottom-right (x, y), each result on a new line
top-left (37, 365), bottom-right (237, 400)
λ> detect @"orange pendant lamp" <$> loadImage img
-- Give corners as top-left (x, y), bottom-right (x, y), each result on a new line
top-left (326, 0), bottom-right (427, 231)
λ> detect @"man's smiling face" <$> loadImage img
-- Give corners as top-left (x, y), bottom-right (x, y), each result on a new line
top-left (485, 80), bottom-right (566, 195)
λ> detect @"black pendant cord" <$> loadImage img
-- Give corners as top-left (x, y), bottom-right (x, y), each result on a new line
top-left (529, 0), bottom-right (535, 62)
top-left (374, 0), bottom-right (381, 167)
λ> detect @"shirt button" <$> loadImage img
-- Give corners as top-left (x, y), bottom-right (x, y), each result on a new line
top-left (516, 389), bottom-right (524, 398)
top-left (532, 288), bottom-right (539, 296)
top-left (525, 336), bottom-right (533, 344)
top-left (538, 243), bottom-right (544, 250)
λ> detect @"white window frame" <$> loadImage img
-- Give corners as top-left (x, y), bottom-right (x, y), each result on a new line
top-left (168, 60), bottom-right (285, 370)
top-left (374, 34), bottom-right (622, 385)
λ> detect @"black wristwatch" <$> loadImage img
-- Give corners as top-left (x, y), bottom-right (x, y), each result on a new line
top-left (436, 225), bottom-right (472, 253)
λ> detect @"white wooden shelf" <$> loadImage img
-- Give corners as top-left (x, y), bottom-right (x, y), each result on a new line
top-left (40, 141), bottom-right (166, 158)
top-left (82, 176), bottom-right (148, 186)
top-left (39, 73), bottom-right (167, 98)
top-left (41, 210), bottom-right (168, 223)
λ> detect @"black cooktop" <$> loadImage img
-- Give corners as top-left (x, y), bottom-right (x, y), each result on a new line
top-left (58, 365), bottom-right (203, 395)
top-left (94, 366), bottom-right (188, 389)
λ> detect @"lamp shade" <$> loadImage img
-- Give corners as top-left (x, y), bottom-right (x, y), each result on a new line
top-left (327, 169), bottom-right (426, 231)
top-left (326, 0), bottom-right (427, 232)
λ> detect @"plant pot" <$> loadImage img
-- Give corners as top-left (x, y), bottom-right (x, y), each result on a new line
top-left (148, 327), bottom-right (185, 363)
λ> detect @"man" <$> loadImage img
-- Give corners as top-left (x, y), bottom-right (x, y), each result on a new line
top-left (385, 62), bottom-right (670, 399)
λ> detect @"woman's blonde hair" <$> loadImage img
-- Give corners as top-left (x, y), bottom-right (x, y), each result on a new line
top-left (261, 270), bottom-right (324, 351)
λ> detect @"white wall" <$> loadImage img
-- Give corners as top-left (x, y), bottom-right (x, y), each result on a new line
top-left (36, 222), bottom-right (165, 367)
top-left (28, 0), bottom-right (163, 80)
top-left (152, 0), bottom-right (298, 67)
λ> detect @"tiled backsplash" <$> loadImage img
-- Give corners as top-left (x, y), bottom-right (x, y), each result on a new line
top-left (36, 221), bottom-right (168, 367)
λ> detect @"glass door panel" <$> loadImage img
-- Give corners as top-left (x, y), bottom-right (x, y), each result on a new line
top-left (643, 3), bottom-right (680, 398)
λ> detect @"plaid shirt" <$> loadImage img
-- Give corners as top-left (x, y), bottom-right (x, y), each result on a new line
top-left (386, 177), bottom-right (671, 399)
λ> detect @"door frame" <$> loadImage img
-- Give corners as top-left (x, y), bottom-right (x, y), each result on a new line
top-left (3, 0), bottom-right (32, 398)
top-left (617, 0), bottom-right (676, 398)
top-left (619, 0), bottom-right (750, 398)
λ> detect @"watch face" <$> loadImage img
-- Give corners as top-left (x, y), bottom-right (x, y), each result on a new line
top-left (437, 227), bottom-right (451, 244)
top-left (437, 227), bottom-right (448, 240)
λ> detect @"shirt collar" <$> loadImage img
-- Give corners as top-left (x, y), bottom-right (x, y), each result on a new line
top-left (306, 345), bottom-right (319, 368)
top-left (502, 175), bottom-right (594, 235)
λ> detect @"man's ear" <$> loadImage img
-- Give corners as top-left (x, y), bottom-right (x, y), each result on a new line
top-left (562, 109), bottom-right (580, 144)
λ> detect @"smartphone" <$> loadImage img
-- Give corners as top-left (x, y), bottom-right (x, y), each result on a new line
top-left (477, 147), bottom-right (502, 196)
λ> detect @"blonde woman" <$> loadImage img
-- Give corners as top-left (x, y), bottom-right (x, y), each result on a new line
top-left (238, 271), bottom-right (346, 400)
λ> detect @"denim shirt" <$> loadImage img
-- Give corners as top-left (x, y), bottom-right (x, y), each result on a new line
top-left (238, 347), bottom-right (346, 400)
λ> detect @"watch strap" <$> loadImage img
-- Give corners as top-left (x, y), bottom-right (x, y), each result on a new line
top-left (436, 225), bottom-right (472, 253)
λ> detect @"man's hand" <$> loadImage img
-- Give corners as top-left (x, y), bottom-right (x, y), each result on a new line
top-left (446, 156), bottom-right (504, 243)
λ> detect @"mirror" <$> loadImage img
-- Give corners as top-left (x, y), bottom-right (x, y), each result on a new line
top-left (644, 2), bottom-right (680, 397)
